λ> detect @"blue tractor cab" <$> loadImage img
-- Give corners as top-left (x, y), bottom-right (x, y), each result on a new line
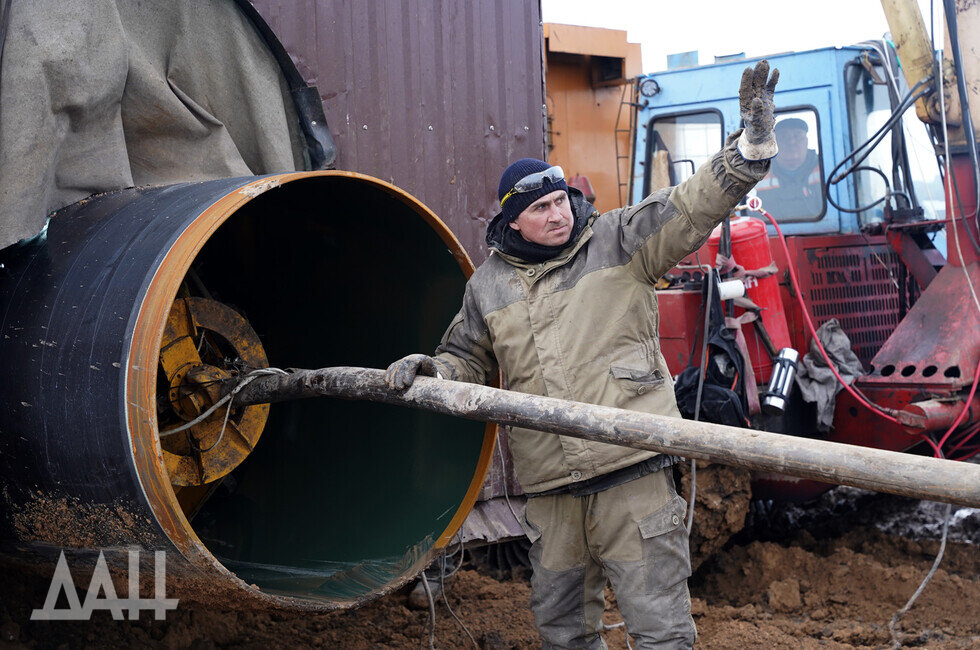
top-left (631, 45), bottom-right (944, 241)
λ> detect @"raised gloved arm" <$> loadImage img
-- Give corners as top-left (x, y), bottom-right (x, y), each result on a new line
top-left (736, 59), bottom-right (779, 161)
top-left (619, 60), bottom-right (778, 283)
top-left (384, 354), bottom-right (439, 390)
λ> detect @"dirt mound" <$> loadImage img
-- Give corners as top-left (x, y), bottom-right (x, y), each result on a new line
top-left (4, 523), bottom-right (977, 648)
top-left (2, 486), bottom-right (978, 648)
top-left (677, 461), bottom-right (752, 570)
top-left (693, 532), bottom-right (979, 648)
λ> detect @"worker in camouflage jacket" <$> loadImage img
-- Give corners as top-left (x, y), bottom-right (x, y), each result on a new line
top-left (386, 61), bottom-right (779, 649)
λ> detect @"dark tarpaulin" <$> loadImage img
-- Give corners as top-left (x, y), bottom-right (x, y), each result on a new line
top-left (0, 0), bottom-right (307, 250)
top-left (0, 0), bottom-right (548, 262)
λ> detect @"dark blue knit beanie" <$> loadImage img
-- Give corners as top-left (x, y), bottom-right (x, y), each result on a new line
top-left (497, 158), bottom-right (568, 223)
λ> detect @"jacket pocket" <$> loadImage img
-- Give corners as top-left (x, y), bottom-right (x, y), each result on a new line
top-left (637, 495), bottom-right (691, 591)
top-left (610, 366), bottom-right (666, 395)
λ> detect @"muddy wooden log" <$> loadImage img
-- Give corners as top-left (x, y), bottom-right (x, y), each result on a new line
top-left (230, 367), bottom-right (980, 508)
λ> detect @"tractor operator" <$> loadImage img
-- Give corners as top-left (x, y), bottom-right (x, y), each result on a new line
top-left (385, 60), bottom-right (779, 649)
top-left (754, 117), bottom-right (822, 218)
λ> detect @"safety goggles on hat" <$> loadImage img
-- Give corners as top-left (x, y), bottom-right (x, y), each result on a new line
top-left (500, 166), bottom-right (565, 207)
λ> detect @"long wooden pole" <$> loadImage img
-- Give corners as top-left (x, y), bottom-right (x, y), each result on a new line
top-left (231, 367), bottom-right (980, 508)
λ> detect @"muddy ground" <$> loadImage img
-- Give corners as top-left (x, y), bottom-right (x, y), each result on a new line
top-left (1, 487), bottom-right (978, 649)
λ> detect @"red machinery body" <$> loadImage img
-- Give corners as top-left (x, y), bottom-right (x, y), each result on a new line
top-left (658, 157), bottom-right (980, 501)
top-left (659, 218), bottom-right (793, 383)
top-left (632, 8), bottom-right (980, 507)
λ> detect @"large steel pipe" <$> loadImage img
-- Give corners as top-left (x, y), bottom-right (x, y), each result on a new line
top-left (0, 172), bottom-right (494, 608)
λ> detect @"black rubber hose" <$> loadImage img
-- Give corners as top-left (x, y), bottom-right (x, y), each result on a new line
top-left (830, 79), bottom-right (930, 185)
top-left (827, 166), bottom-right (892, 215)
top-left (826, 80), bottom-right (930, 215)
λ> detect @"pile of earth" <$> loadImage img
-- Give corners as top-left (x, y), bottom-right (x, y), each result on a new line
top-left (1, 487), bottom-right (977, 648)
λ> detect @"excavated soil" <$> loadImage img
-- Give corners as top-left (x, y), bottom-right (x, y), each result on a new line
top-left (1, 489), bottom-right (978, 648)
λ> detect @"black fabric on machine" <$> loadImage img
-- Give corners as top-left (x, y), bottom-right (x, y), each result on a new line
top-left (674, 272), bottom-right (750, 427)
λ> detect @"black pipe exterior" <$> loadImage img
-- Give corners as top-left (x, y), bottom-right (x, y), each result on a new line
top-left (0, 179), bottom-right (251, 553)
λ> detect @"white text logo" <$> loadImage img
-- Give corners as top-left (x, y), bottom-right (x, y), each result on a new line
top-left (31, 550), bottom-right (178, 621)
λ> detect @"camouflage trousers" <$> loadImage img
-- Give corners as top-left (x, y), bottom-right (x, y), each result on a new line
top-left (520, 469), bottom-right (696, 649)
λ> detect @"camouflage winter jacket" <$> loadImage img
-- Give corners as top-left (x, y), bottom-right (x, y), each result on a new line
top-left (432, 134), bottom-right (769, 493)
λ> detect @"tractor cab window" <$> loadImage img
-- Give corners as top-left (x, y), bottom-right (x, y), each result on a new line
top-left (752, 109), bottom-right (825, 221)
top-left (845, 60), bottom-right (946, 228)
top-left (846, 61), bottom-right (901, 227)
top-left (644, 111), bottom-right (723, 194)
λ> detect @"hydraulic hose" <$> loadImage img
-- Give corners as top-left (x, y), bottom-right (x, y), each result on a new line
top-left (746, 203), bottom-right (902, 424)
top-left (749, 201), bottom-right (980, 459)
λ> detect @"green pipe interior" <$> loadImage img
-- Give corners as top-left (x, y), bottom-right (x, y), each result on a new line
top-left (184, 177), bottom-right (486, 603)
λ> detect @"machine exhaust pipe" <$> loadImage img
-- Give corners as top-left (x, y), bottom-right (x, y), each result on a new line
top-left (0, 172), bottom-right (494, 609)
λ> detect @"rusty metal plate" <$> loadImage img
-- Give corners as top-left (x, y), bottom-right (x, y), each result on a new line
top-left (158, 297), bottom-right (270, 487)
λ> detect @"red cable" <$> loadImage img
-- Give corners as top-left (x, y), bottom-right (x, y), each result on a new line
top-left (954, 444), bottom-right (980, 457)
top-left (950, 442), bottom-right (980, 460)
top-left (948, 422), bottom-right (980, 454)
top-left (755, 207), bottom-right (902, 425)
top-left (946, 427), bottom-right (979, 453)
top-left (952, 453), bottom-right (980, 461)
top-left (937, 371), bottom-right (980, 450)
top-left (920, 434), bottom-right (944, 458)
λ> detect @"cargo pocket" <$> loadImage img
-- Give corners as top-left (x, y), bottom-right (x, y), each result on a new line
top-left (637, 495), bottom-right (691, 591)
top-left (610, 366), bottom-right (666, 396)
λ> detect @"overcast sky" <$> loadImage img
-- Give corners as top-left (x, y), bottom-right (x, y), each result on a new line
top-left (540, 0), bottom-right (943, 73)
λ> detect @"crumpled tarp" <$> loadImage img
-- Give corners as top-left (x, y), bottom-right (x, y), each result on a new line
top-left (0, 0), bottom-right (307, 250)
top-left (796, 318), bottom-right (866, 432)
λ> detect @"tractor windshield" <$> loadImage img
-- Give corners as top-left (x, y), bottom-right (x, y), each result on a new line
top-left (845, 58), bottom-right (946, 237)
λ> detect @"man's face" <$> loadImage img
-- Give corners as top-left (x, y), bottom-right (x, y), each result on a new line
top-left (508, 190), bottom-right (574, 247)
top-left (775, 127), bottom-right (808, 170)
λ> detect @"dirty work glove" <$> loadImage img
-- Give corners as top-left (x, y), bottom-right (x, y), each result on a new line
top-left (385, 354), bottom-right (439, 390)
top-left (737, 59), bottom-right (779, 160)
